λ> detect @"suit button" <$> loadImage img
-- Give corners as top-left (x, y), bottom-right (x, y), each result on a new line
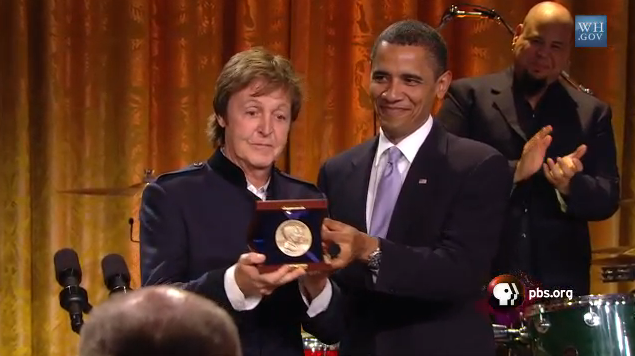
top-left (521, 233), bottom-right (527, 239)
top-left (524, 208), bottom-right (528, 213)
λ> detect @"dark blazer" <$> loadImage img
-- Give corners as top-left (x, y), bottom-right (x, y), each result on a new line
top-left (435, 67), bottom-right (620, 295)
top-left (140, 149), bottom-right (342, 356)
top-left (317, 120), bottom-right (513, 356)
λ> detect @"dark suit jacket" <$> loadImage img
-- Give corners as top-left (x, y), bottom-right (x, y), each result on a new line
top-left (435, 67), bottom-right (620, 295)
top-left (317, 120), bottom-right (513, 356)
top-left (140, 149), bottom-right (342, 356)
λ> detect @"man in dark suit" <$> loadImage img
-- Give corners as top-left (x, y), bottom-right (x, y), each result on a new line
top-left (139, 48), bottom-right (342, 356)
top-left (316, 20), bottom-right (513, 356)
top-left (436, 1), bottom-right (620, 296)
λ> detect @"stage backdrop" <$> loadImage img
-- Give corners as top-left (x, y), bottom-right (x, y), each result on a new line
top-left (1, 0), bottom-right (633, 355)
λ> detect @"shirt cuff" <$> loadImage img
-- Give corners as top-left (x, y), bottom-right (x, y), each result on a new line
top-left (300, 279), bottom-right (333, 318)
top-left (555, 189), bottom-right (568, 212)
top-left (224, 264), bottom-right (262, 311)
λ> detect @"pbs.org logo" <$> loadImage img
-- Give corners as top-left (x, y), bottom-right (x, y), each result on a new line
top-left (487, 274), bottom-right (526, 312)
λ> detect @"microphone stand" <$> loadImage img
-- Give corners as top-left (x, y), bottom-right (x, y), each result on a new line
top-left (437, 3), bottom-right (594, 96)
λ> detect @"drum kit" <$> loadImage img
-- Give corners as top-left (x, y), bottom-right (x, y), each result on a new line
top-left (302, 332), bottom-right (338, 356)
top-left (494, 225), bottom-right (635, 356)
top-left (494, 294), bottom-right (635, 356)
top-left (59, 179), bottom-right (635, 355)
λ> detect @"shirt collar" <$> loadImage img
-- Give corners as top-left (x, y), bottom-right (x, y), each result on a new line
top-left (247, 177), bottom-right (270, 193)
top-left (374, 115), bottom-right (433, 167)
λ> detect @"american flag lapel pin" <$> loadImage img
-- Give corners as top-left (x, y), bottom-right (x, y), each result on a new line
top-left (418, 178), bottom-right (427, 184)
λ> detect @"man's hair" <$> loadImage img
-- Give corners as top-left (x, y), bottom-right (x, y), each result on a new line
top-left (78, 286), bottom-right (241, 356)
top-left (207, 47), bottom-right (303, 147)
top-left (370, 20), bottom-right (448, 78)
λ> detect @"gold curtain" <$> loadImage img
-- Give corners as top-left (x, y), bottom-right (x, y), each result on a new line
top-left (0, 0), bottom-right (633, 355)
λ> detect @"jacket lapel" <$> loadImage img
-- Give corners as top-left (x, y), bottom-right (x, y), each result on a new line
top-left (385, 120), bottom-right (447, 244)
top-left (344, 138), bottom-right (377, 234)
top-left (492, 69), bottom-right (528, 142)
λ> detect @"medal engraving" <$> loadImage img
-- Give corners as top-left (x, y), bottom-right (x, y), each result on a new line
top-left (275, 220), bottom-right (312, 257)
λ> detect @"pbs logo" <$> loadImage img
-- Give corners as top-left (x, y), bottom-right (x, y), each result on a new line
top-left (488, 274), bottom-right (525, 312)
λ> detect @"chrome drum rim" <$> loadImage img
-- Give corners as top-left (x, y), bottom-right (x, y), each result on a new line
top-left (523, 293), bottom-right (635, 317)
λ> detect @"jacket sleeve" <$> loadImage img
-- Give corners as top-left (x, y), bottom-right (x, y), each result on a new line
top-left (300, 280), bottom-right (344, 345)
top-left (139, 182), bottom-right (239, 314)
top-left (561, 104), bottom-right (620, 221)
top-left (373, 153), bottom-right (513, 301)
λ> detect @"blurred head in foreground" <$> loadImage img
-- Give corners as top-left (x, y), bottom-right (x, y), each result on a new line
top-left (78, 286), bottom-right (241, 356)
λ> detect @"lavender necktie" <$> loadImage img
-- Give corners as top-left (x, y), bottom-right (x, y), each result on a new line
top-left (369, 146), bottom-right (403, 238)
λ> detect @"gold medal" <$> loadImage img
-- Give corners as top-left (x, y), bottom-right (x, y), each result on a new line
top-left (275, 220), bottom-right (312, 257)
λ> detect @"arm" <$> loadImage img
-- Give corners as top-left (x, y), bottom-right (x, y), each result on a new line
top-left (316, 163), bottom-right (373, 292)
top-left (373, 153), bottom-right (513, 301)
top-left (560, 105), bottom-right (620, 220)
top-left (300, 279), bottom-right (343, 345)
top-left (139, 182), bottom-right (258, 313)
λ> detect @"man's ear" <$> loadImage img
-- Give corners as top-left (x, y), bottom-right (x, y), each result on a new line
top-left (435, 70), bottom-right (453, 100)
top-left (512, 23), bottom-right (523, 47)
top-left (216, 114), bottom-right (227, 128)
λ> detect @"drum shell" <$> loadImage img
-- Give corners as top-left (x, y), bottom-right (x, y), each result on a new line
top-left (523, 294), bottom-right (635, 356)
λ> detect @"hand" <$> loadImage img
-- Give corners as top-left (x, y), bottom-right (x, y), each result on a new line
top-left (321, 218), bottom-right (378, 270)
top-left (543, 144), bottom-right (587, 195)
top-left (514, 125), bottom-right (553, 183)
top-left (234, 252), bottom-right (306, 298)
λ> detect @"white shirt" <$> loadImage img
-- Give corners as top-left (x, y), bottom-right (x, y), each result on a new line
top-left (366, 116), bottom-right (433, 229)
top-left (222, 173), bottom-right (332, 316)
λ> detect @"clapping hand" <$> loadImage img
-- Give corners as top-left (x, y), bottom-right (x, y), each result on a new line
top-left (543, 144), bottom-right (587, 195)
top-left (514, 125), bottom-right (553, 183)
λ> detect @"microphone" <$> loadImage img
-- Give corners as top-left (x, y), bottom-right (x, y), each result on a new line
top-left (53, 248), bottom-right (92, 334)
top-left (101, 253), bottom-right (133, 296)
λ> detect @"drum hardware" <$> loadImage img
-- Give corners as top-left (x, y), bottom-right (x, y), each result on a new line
top-left (594, 246), bottom-right (635, 255)
top-left (494, 323), bottom-right (531, 344)
top-left (593, 255), bottom-right (635, 266)
top-left (534, 314), bottom-right (551, 334)
top-left (583, 310), bottom-right (601, 327)
top-left (602, 264), bottom-right (635, 283)
top-left (436, 4), bottom-right (594, 96)
top-left (58, 169), bottom-right (155, 196)
top-left (302, 336), bottom-right (338, 356)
